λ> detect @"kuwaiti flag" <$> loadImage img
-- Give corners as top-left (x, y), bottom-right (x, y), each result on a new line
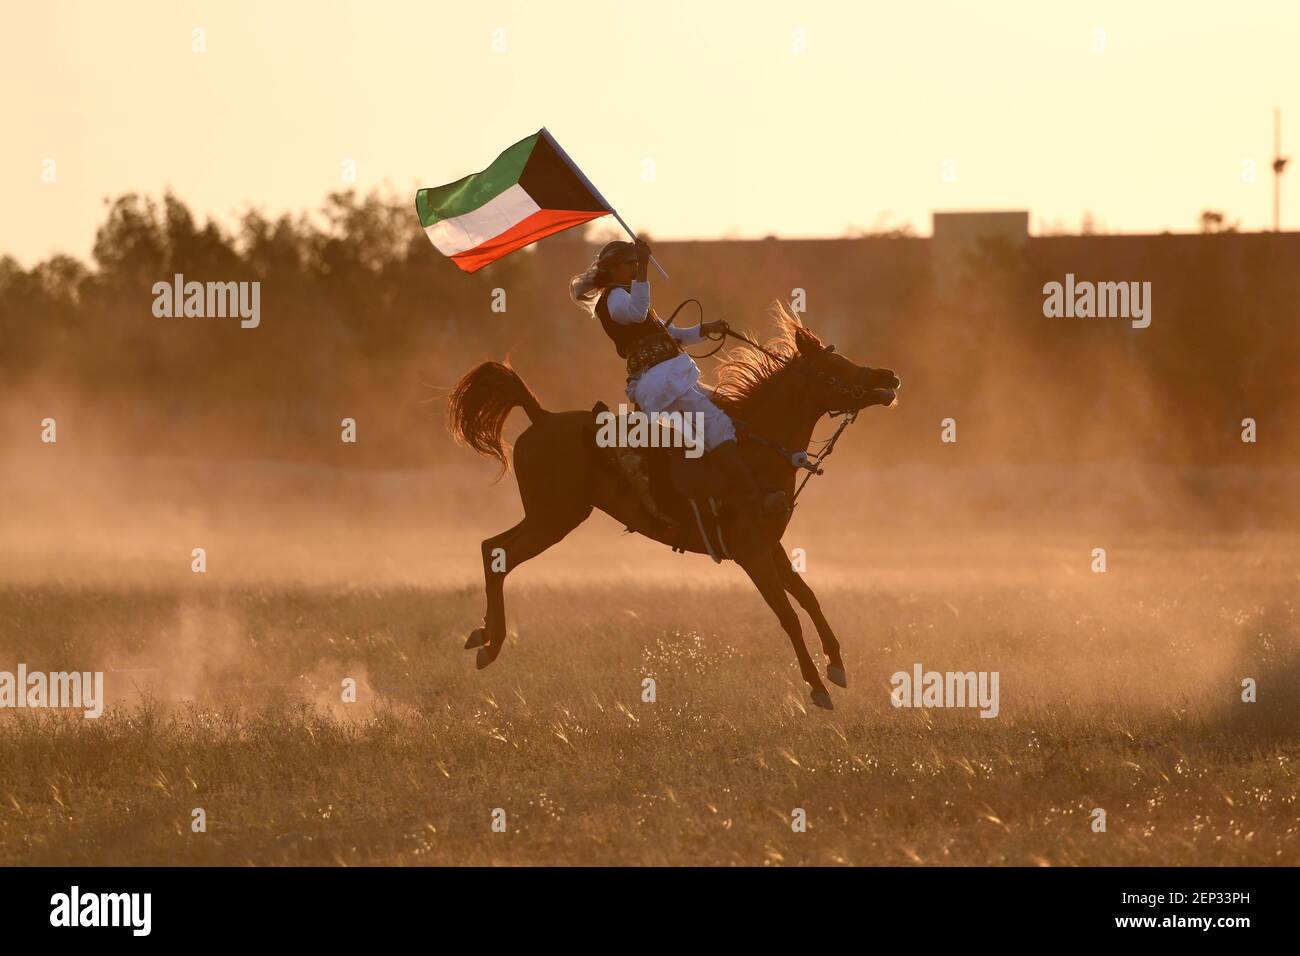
top-left (416, 129), bottom-right (610, 273)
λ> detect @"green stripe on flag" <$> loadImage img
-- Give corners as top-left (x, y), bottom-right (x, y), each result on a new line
top-left (416, 132), bottom-right (540, 227)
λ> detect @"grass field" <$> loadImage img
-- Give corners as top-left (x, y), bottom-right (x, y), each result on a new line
top-left (1, 535), bottom-right (1296, 866)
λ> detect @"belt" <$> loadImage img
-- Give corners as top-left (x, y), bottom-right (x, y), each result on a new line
top-left (626, 338), bottom-right (681, 376)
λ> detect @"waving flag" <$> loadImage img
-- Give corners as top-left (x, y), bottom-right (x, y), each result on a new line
top-left (416, 129), bottom-right (610, 273)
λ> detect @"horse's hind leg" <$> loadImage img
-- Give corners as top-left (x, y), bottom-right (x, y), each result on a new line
top-left (772, 543), bottom-right (846, 687)
top-left (464, 520), bottom-right (524, 652)
top-left (468, 508), bottom-right (589, 669)
top-left (465, 410), bottom-right (595, 668)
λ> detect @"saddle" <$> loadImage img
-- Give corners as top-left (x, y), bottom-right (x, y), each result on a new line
top-left (589, 401), bottom-right (736, 563)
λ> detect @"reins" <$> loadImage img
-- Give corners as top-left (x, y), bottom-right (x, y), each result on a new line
top-left (664, 298), bottom-right (728, 360)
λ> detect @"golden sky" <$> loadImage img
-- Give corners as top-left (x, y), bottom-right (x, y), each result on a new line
top-left (3, 0), bottom-right (1297, 266)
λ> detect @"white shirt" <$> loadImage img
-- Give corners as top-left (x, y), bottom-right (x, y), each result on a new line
top-left (606, 280), bottom-right (704, 410)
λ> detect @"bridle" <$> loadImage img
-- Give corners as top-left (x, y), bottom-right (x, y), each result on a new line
top-left (663, 299), bottom-right (867, 507)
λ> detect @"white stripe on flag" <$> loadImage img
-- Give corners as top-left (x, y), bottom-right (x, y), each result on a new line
top-left (423, 183), bottom-right (540, 256)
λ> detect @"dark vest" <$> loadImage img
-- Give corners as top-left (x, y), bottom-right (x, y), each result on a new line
top-left (595, 285), bottom-right (677, 359)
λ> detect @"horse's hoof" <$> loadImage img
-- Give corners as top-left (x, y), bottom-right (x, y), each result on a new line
top-left (464, 627), bottom-right (488, 649)
top-left (810, 689), bottom-right (833, 710)
top-left (475, 644), bottom-right (501, 670)
top-left (826, 665), bottom-right (848, 688)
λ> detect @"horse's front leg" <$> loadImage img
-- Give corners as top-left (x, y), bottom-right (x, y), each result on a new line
top-left (772, 543), bottom-right (846, 688)
top-left (735, 541), bottom-right (833, 710)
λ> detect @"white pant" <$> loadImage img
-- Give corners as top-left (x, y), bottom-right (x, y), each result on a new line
top-left (628, 382), bottom-right (736, 453)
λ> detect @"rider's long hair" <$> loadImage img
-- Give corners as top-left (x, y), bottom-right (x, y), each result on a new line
top-left (569, 240), bottom-right (636, 310)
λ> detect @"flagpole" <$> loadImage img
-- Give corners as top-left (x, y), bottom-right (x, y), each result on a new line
top-left (540, 127), bottom-right (669, 279)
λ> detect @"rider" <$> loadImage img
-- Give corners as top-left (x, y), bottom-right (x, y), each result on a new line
top-left (570, 237), bottom-right (786, 519)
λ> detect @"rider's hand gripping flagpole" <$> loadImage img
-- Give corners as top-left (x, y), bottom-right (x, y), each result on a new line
top-left (540, 127), bottom-right (669, 279)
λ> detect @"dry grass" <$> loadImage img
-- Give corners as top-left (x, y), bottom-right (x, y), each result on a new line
top-left (1, 543), bottom-right (1296, 866)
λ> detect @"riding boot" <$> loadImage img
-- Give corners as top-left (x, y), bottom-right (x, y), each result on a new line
top-left (709, 440), bottom-right (788, 519)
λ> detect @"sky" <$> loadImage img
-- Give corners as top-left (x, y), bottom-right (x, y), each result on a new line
top-left (3, 0), bottom-right (1298, 267)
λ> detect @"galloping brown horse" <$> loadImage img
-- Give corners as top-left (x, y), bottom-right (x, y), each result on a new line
top-left (447, 306), bottom-right (900, 709)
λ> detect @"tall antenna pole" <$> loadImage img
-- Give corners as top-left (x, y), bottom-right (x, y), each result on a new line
top-left (1273, 108), bottom-right (1289, 232)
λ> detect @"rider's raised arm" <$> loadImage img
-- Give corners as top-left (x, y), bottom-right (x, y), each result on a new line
top-left (606, 281), bottom-right (651, 324)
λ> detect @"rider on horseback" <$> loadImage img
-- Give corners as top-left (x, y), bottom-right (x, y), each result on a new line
top-left (570, 237), bottom-right (787, 520)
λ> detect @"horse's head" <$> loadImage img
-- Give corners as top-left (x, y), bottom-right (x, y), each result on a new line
top-left (788, 322), bottom-right (900, 414)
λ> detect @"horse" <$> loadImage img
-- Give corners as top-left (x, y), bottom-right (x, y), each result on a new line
top-left (446, 305), bottom-right (900, 709)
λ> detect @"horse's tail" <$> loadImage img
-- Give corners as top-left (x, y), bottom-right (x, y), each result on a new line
top-left (446, 361), bottom-right (547, 474)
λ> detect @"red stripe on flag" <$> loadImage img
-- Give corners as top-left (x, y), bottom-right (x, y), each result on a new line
top-left (449, 208), bottom-right (607, 273)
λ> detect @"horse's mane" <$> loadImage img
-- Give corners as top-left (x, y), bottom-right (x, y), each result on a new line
top-left (711, 302), bottom-right (822, 415)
